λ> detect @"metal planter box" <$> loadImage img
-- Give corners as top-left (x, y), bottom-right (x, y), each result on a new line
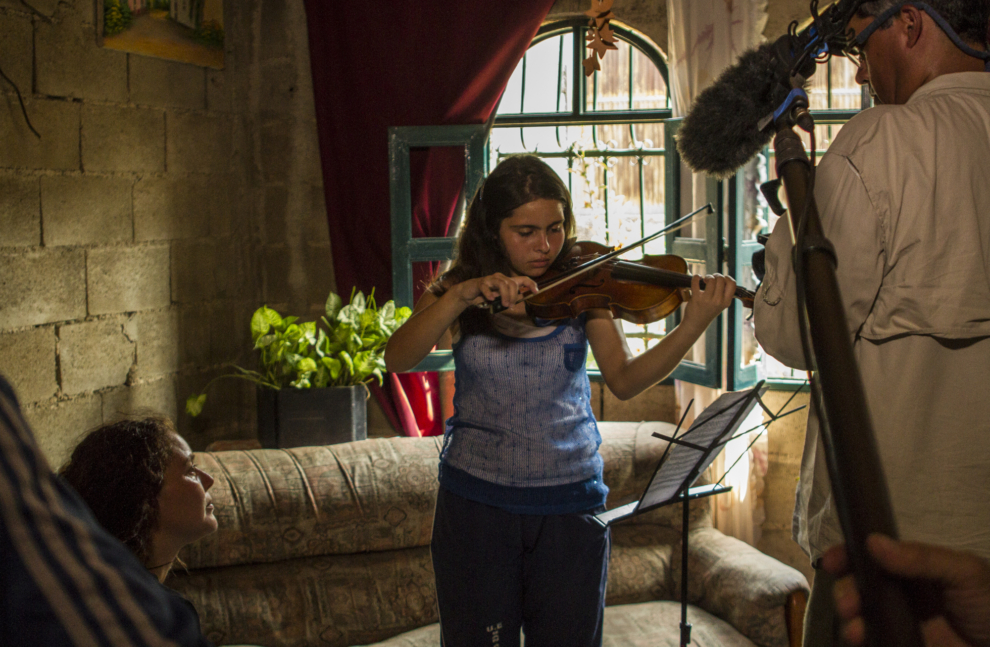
top-left (257, 385), bottom-right (367, 448)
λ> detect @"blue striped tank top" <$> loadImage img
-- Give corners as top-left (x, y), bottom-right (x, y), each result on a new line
top-left (438, 315), bottom-right (608, 514)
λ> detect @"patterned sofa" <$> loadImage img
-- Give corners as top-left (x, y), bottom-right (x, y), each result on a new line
top-left (171, 421), bottom-right (809, 647)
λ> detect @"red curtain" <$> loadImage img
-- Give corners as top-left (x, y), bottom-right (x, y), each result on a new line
top-left (304, 1), bottom-right (555, 436)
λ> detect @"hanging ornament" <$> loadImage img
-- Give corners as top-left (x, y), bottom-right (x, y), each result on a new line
top-left (583, 0), bottom-right (618, 76)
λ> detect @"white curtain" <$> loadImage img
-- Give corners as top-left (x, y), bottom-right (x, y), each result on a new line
top-left (667, 0), bottom-right (769, 546)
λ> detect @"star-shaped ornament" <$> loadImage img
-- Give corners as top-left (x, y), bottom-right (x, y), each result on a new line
top-left (583, 54), bottom-right (601, 76)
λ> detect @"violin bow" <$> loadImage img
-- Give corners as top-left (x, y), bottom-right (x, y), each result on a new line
top-left (487, 203), bottom-right (715, 314)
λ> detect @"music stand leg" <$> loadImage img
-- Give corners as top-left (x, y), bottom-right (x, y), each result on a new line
top-left (680, 490), bottom-right (692, 646)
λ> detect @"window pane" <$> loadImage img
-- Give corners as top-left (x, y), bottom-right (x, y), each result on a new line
top-left (586, 34), bottom-right (631, 112)
top-left (632, 47), bottom-right (668, 110)
top-left (497, 33), bottom-right (573, 115)
top-left (829, 56), bottom-right (862, 110)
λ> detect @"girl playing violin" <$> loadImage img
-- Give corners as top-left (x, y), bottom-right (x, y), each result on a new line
top-left (384, 154), bottom-right (736, 647)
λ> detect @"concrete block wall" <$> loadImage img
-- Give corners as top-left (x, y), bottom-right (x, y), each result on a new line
top-left (0, 0), bottom-right (338, 466)
top-left (758, 389), bottom-right (814, 583)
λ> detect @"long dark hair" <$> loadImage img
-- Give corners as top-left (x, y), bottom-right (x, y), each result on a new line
top-left (59, 418), bottom-right (175, 565)
top-left (430, 155), bottom-right (577, 332)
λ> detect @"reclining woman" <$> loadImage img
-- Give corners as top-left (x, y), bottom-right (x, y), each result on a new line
top-left (59, 417), bottom-right (218, 587)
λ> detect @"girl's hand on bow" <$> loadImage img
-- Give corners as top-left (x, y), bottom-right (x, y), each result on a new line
top-left (456, 273), bottom-right (540, 310)
top-left (680, 274), bottom-right (736, 332)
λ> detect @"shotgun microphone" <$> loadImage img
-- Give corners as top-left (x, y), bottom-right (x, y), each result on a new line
top-left (675, 0), bottom-right (866, 178)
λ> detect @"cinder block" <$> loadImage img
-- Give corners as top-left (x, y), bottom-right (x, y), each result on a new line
top-left (87, 245), bottom-right (170, 315)
top-left (171, 240), bottom-right (217, 304)
top-left (176, 369), bottom-right (257, 450)
top-left (259, 2), bottom-right (289, 60)
top-left (82, 104), bottom-right (166, 173)
top-left (212, 175), bottom-right (240, 238)
top-left (206, 301), bottom-right (255, 366)
top-left (764, 390), bottom-right (810, 461)
top-left (41, 175), bottom-right (132, 246)
top-left (124, 309), bottom-right (180, 379)
top-left (130, 56), bottom-right (206, 111)
top-left (166, 110), bottom-right (232, 173)
top-left (0, 12), bottom-right (33, 96)
top-left (260, 117), bottom-right (323, 184)
top-left (213, 242), bottom-right (256, 300)
top-left (261, 244), bottom-right (291, 305)
top-left (8, 0), bottom-right (59, 18)
top-left (305, 183), bottom-right (330, 242)
top-left (259, 59), bottom-right (300, 117)
top-left (0, 249), bottom-right (86, 328)
top-left (102, 377), bottom-right (177, 423)
top-left (205, 68), bottom-right (231, 113)
top-left (602, 382), bottom-right (678, 423)
top-left (263, 184), bottom-right (288, 243)
top-left (24, 393), bottom-right (103, 469)
top-left (178, 304), bottom-right (211, 367)
top-left (133, 175), bottom-right (216, 241)
top-left (304, 243), bottom-right (336, 306)
top-left (762, 457), bottom-right (802, 528)
top-left (0, 99), bottom-right (81, 171)
top-left (35, 15), bottom-right (127, 102)
top-left (0, 174), bottom-right (41, 247)
top-left (263, 182), bottom-right (330, 246)
top-left (208, 302), bottom-right (242, 365)
top-left (59, 318), bottom-right (135, 395)
top-left (0, 327), bottom-right (57, 403)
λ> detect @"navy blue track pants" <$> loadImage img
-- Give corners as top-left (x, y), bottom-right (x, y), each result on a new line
top-left (431, 487), bottom-right (610, 647)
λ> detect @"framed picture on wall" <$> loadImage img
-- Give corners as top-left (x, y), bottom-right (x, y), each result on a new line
top-left (95, 0), bottom-right (224, 69)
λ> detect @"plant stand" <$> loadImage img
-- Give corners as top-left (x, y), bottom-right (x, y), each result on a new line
top-left (257, 385), bottom-right (368, 448)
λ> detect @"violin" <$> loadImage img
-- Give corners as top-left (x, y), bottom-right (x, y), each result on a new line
top-left (518, 241), bottom-right (755, 324)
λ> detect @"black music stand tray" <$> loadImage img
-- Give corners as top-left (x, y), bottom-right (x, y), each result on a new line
top-left (594, 382), bottom-right (768, 647)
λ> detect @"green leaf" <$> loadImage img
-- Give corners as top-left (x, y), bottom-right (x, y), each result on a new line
top-left (283, 316), bottom-right (299, 326)
top-left (296, 357), bottom-right (317, 374)
top-left (352, 290), bottom-right (366, 312)
top-left (360, 309), bottom-right (377, 330)
top-left (251, 306), bottom-right (282, 340)
top-left (254, 333), bottom-right (277, 349)
top-left (325, 292), bottom-right (344, 319)
top-left (284, 323), bottom-right (302, 341)
top-left (185, 393), bottom-right (207, 417)
top-left (321, 356), bottom-right (342, 380)
top-left (352, 350), bottom-right (377, 377)
top-left (339, 351), bottom-right (354, 377)
top-left (337, 304), bottom-right (361, 328)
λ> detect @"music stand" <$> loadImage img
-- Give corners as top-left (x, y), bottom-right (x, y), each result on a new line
top-left (594, 381), bottom-right (769, 647)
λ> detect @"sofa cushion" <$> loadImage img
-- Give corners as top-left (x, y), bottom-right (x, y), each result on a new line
top-left (182, 423), bottom-right (700, 570)
top-left (355, 600), bottom-right (757, 647)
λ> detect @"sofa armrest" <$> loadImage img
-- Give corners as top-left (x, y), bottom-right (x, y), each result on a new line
top-left (674, 527), bottom-right (810, 647)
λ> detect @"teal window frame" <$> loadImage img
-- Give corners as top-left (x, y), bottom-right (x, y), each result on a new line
top-left (387, 124), bottom-right (488, 372)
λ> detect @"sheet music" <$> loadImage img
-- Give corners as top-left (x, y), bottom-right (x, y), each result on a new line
top-left (638, 388), bottom-right (758, 510)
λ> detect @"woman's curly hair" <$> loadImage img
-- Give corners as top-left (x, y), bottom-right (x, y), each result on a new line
top-left (59, 417), bottom-right (175, 565)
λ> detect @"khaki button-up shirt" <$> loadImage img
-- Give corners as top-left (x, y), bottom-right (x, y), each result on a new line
top-left (755, 72), bottom-right (990, 562)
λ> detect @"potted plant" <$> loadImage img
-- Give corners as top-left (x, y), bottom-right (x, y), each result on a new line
top-left (186, 289), bottom-right (411, 447)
